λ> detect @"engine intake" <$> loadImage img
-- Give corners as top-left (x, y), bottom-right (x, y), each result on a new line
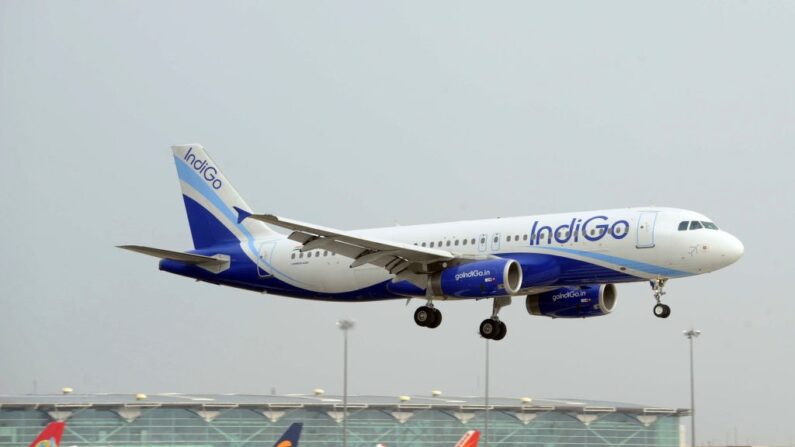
top-left (430, 258), bottom-right (522, 298)
top-left (526, 284), bottom-right (616, 318)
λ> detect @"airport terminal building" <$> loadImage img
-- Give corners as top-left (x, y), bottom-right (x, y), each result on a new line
top-left (0, 393), bottom-right (687, 447)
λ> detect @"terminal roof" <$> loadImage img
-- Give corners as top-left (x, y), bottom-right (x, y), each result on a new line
top-left (0, 393), bottom-right (688, 416)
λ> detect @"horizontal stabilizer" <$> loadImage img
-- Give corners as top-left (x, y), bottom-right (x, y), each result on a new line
top-left (119, 245), bottom-right (231, 273)
top-left (118, 245), bottom-right (226, 265)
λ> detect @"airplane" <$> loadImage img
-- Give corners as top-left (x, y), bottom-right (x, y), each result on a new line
top-left (273, 422), bottom-right (302, 447)
top-left (453, 431), bottom-right (480, 447)
top-left (121, 144), bottom-right (744, 340)
top-left (376, 430), bottom-right (480, 447)
top-left (28, 422), bottom-right (65, 447)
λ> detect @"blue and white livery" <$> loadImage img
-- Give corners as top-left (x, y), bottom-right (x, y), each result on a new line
top-left (121, 144), bottom-right (744, 340)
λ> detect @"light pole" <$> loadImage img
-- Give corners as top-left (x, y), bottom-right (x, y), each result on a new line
top-left (684, 329), bottom-right (701, 447)
top-left (484, 339), bottom-right (490, 447)
top-left (337, 319), bottom-right (355, 447)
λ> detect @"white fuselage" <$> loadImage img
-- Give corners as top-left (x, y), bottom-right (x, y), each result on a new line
top-left (250, 207), bottom-right (743, 297)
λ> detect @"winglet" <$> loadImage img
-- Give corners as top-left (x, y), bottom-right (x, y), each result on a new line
top-left (233, 206), bottom-right (252, 224)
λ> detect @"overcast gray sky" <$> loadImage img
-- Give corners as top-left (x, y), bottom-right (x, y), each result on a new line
top-left (1, 1), bottom-right (793, 445)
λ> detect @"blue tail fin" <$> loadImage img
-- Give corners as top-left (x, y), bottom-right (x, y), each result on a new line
top-left (274, 422), bottom-right (303, 447)
top-left (171, 144), bottom-right (277, 249)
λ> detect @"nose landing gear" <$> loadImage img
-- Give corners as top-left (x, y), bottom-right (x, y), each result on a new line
top-left (651, 279), bottom-right (671, 318)
top-left (653, 303), bottom-right (671, 318)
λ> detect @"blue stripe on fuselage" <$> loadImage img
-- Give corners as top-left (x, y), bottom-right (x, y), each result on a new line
top-left (534, 247), bottom-right (689, 278)
top-left (160, 248), bottom-right (650, 302)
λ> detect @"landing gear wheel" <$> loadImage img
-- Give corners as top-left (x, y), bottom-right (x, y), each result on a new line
top-left (479, 318), bottom-right (500, 339)
top-left (427, 308), bottom-right (443, 328)
top-left (493, 321), bottom-right (507, 340)
top-left (414, 306), bottom-right (434, 327)
top-left (653, 303), bottom-right (671, 319)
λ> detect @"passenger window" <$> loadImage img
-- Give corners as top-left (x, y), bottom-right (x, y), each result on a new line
top-left (702, 221), bottom-right (719, 230)
top-left (480, 237), bottom-right (486, 244)
top-left (421, 242), bottom-right (427, 247)
top-left (472, 238), bottom-right (477, 244)
top-left (690, 221), bottom-right (703, 230)
top-left (307, 252), bottom-right (312, 258)
top-left (324, 251), bottom-right (328, 256)
top-left (438, 241), bottom-right (442, 246)
top-left (454, 240), bottom-right (459, 246)
top-left (523, 234), bottom-right (528, 241)
top-left (493, 236), bottom-right (498, 243)
top-left (299, 253), bottom-right (304, 259)
top-left (446, 241), bottom-right (451, 247)
top-left (430, 242), bottom-right (434, 248)
top-left (507, 235), bottom-right (512, 242)
top-left (291, 253), bottom-right (295, 259)
top-left (462, 239), bottom-right (467, 245)
top-left (678, 221), bottom-right (688, 231)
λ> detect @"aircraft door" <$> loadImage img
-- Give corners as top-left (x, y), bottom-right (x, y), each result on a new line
top-left (636, 212), bottom-right (658, 249)
top-left (257, 241), bottom-right (277, 278)
top-left (491, 233), bottom-right (501, 251)
top-left (478, 233), bottom-right (487, 252)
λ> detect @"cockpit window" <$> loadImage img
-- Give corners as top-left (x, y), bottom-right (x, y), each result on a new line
top-left (678, 221), bottom-right (688, 231)
top-left (702, 221), bottom-right (719, 230)
top-left (689, 221), bottom-right (703, 230)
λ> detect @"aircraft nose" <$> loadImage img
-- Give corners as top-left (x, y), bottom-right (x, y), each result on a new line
top-left (722, 233), bottom-right (744, 265)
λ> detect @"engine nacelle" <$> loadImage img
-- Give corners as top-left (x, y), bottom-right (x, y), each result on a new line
top-left (526, 284), bottom-right (617, 318)
top-left (430, 258), bottom-right (523, 298)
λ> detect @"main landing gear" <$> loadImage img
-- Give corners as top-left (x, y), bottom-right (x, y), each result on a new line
top-left (651, 279), bottom-right (671, 319)
top-left (413, 296), bottom-right (512, 341)
top-left (479, 296), bottom-right (511, 341)
top-left (414, 304), bottom-right (442, 329)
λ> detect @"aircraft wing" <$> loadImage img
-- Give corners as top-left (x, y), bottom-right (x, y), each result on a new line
top-left (237, 208), bottom-right (457, 284)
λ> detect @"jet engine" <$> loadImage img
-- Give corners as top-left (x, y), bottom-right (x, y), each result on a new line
top-left (526, 284), bottom-right (616, 318)
top-left (428, 258), bottom-right (523, 298)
